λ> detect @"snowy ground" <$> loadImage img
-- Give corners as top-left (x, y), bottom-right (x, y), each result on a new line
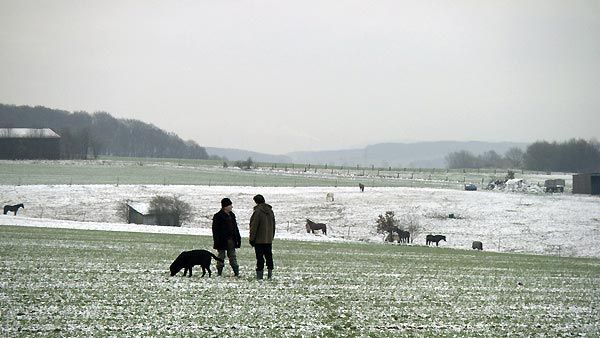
top-left (2, 225), bottom-right (598, 336)
top-left (2, 184), bottom-right (599, 257)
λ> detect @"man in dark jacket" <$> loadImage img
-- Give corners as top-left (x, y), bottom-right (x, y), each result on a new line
top-left (212, 198), bottom-right (241, 277)
top-left (249, 194), bottom-right (276, 280)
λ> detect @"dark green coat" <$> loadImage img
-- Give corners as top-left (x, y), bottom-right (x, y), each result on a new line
top-left (249, 203), bottom-right (275, 244)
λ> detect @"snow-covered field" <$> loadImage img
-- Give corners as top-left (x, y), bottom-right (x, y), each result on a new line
top-left (2, 184), bottom-right (599, 257)
top-left (2, 225), bottom-right (599, 336)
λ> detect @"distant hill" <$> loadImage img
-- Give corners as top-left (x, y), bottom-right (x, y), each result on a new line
top-left (205, 147), bottom-right (292, 163)
top-left (208, 141), bottom-right (528, 168)
top-left (2, 103), bottom-right (527, 167)
top-left (0, 104), bottom-right (208, 159)
top-left (287, 141), bottom-right (529, 168)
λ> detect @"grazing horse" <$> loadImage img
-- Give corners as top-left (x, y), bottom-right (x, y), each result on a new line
top-left (398, 230), bottom-right (410, 244)
top-left (306, 219), bottom-right (327, 235)
top-left (426, 234), bottom-right (446, 246)
top-left (359, 183), bottom-right (365, 192)
top-left (472, 241), bottom-right (483, 250)
top-left (3, 203), bottom-right (24, 215)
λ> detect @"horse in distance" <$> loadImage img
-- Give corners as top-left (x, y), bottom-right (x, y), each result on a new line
top-left (3, 204), bottom-right (24, 215)
top-left (398, 230), bottom-right (410, 244)
top-left (426, 234), bottom-right (446, 246)
top-left (306, 219), bottom-right (327, 235)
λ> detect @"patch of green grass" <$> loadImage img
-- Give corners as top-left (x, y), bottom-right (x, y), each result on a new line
top-left (0, 159), bottom-right (462, 188)
top-left (0, 157), bottom-right (551, 189)
top-left (1, 225), bottom-right (599, 336)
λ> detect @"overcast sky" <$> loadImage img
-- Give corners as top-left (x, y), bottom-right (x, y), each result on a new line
top-left (1, 1), bottom-right (598, 154)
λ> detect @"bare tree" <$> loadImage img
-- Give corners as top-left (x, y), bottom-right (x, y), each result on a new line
top-left (504, 147), bottom-right (524, 168)
top-left (400, 206), bottom-right (422, 243)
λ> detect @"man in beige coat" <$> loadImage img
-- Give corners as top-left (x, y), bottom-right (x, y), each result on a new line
top-left (249, 194), bottom-right (276, 280)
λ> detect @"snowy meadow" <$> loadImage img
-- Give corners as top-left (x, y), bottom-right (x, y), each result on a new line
top-left (1, 184), bottom-right (599, 257)
top-left (1, 159), bottom-right (600, 336)
top-left (1, 226), bottom-right (599, 337)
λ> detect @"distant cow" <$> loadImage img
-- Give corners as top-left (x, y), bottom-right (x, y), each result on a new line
top-left (325, 192), bottom-right (334, 202)
top-left (472, 241), bottom-right (483, 250)
top-left (426, 234), bottom-right (446, 246)
top-left (359, 183), bottom-right (365, 192)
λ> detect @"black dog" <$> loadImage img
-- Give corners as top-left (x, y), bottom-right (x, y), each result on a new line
top-left (170, 250), bottom-right (224, 277)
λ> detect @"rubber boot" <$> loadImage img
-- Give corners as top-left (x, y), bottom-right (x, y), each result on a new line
top-left (267, 269), bottom-right (273, 279)
top-left (232, 265), bottom-right (239, 277)
top-left (217, 267), bottom-right (223, 276)
top-left (256, 270), bottom-right (264, 280)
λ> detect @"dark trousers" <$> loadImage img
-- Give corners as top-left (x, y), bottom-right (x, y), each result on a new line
top-left (254, 243), bottom-right (273, 271)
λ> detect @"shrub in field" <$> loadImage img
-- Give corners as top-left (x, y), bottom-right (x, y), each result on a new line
top-left (234, 157), bottom-right (254, 170)
top-left (506, 170), bottom-right (515, 180)
top-left (149, 195), bottom-right (192, 226)
top-left (376, 211), bottom-right (401, 241)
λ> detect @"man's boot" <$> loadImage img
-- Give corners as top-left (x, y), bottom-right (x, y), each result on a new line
top-left (232, 266), bottom-right (239, 277)
top-left (267, 269), bottom-right (273, 279)
top-left (256, 270), bottom-right (263, 280)
top-left (217, 267), bottom-right (223, 276)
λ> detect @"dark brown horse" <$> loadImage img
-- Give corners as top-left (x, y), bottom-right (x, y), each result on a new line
top-left (472, 241), bottom-right (483, 250)
top-left (3, 203), bottom-right (24, 215)
top-left (398, 230), bottom-right (410, 244)
top-left (359, 183), bottom-right (365, 192)
top-left (306, 219), bottom-right (327, 235)
top-left (426, 234), bottom-right (446, 246)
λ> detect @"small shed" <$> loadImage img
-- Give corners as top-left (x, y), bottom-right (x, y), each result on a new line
top-left (572, 173), bottom-right (600, 195)
top-left (126, 202), bottom-right (178, 226)
top-left (0, 128), bottom-right (60, 159)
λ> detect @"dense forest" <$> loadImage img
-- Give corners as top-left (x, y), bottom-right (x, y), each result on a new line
top-left (445, 139), bottom-right (600, 173)
top-left (0, 104), bottom-right (209, 159)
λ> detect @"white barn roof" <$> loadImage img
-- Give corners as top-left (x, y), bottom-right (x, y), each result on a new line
top-left (0, 128), bottom-right (60, 138)
top-left (127, 202), bottom-right (151, 215)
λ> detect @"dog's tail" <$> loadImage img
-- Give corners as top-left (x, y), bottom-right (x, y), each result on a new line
top-left (211, 253), bottom-right (224, 263)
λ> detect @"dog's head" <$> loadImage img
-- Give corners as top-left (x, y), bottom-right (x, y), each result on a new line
top-left (169, 261), bottom-right (181, 276)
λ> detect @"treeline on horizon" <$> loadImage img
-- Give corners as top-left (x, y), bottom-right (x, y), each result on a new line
top-left (446, 139), bottom-right (600, 173)
top-left (0, 104), bottom-right (210, 160)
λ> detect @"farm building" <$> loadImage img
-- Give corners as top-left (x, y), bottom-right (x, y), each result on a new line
top-left (572, 173), bottom-right (600, 195)
top-left (126, 202), bottom-right (179, 226)
top-left (0, 128), bottom-right (60, 160)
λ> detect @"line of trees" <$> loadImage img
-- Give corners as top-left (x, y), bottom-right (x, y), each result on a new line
top-left (446, 139), bottom-right (600, 173)
top-left (523, 139), bottom-right (600, 172)
top-left (445, 147), bottom-right (524, 169)
top-left (0, 104), bottom-right (210, 160)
